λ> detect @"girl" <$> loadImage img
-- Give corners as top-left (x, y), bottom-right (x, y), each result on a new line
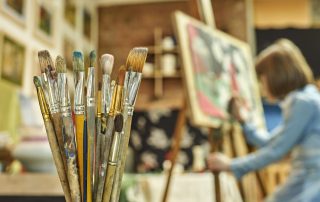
top-left (207, 39), bottom-right (320, 202)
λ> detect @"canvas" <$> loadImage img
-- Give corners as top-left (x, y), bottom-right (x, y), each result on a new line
top-left (0, 35), bottom-right (25, 86)
top-left (173, 11), bottom-right (265, 129)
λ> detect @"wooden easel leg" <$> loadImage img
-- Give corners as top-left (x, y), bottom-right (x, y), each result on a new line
top-left (161, 103), bottom-right (187, 202)
top-left (209, 127), bottom-right (224, 202)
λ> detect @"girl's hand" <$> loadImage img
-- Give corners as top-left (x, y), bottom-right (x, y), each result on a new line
top-left (207, 152), bottom-right (231, 172)
top-left (228, 96), bottom-right (246, 124)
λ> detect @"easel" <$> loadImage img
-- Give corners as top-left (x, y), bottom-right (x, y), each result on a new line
top-left (160, 103), bottom-right (267, 202)
top-left (161, 101), bottom-right (224, 202)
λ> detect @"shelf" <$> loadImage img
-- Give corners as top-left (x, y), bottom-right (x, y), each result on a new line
top-left (0, 174), bottom-right (63, 196)
top-left (142, 72), bottom-right (182, 79)
top-left (147, 46), bottom-right (179, 54)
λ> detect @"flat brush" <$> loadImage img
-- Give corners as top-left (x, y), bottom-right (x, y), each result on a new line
top-left (33, 76), bottom-right (72, 202)
top-left (111, 47), bottom-right (148, 202)
top-left (38, 50), bottom-right (68, 178)
top-left (86, 50), bottom-right (96, 202)
top-left (73, 51), bottom-right (86, 200)
top-left (102, 114), bottom-right (124, 202)
top-left (56, 56), bottom-right (81, 202)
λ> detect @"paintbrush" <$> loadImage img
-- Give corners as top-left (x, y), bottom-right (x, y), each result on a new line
top-left (73, 51), bottom-right (86, 200)
top-left (102, 67), bottom-right (126, 202)
top-left (102, 114), bottom-right (124, 202)
top-left (86, 50), bottom-right (96, 202)
top-left (38, 50), bottom-right (68, 176)
top-left (56, 56), bottom-right (81, 202)
top-left (33, 76), bottom-right (72, 202)
top-left (111, 47), bottom-right (148, 202)
top-left (94, 54), bottom-right (114, 201)
top-left (94, 82), bottom-right (102, 201)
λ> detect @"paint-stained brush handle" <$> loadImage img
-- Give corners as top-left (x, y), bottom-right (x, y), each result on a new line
top-left (95, 133), bottom-right (112, 202)
top-left (51, 113), bottom-right (68, 173)
top-left (102, 164), bottom-right (117, 202)
top-left (94, 117), bottom-right (102, 200)
top-left (111, 116), bottom-right (132, 202)
top-left (87, 106), bottom-right (95, 202)
top-left (62, 115), bottom-right (81, 202)
top-left (44, 121), bottom-right (72, 202)
top-left (75, 114), bottom-right (85, 200)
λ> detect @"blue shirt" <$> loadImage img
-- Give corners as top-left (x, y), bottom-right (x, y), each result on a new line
top-left (231, 84), bottom-right (320, 202)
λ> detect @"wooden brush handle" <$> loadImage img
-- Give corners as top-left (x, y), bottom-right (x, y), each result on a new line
top-left (95, 133), bottom-right (112, 202)
top-left (102, 164), bottom-right (117, 202)
top-left (110, 116), bottom-right (133, 202)
top-left (94, 118), bottom-right (102, 200)
top-left (87, 107), bottom-right (95, 202)
top-left (51, 113), bottom-right (68, 174)
top-left (44, 121), bottom-right (72, 202)
top-left (62, 115), bottom-right (81, 202)
top-left (75, 114), bottom-right (85, 200)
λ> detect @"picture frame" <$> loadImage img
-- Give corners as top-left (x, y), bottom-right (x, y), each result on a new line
top-left (64, 0), bottom-right (76, 28)
top-left (0, 0), bottom-right (26, 25)
top-left (0, 35), bottom-right (25, 86)
top-left (189, 0), bottom-right (215, 28)
top-left (34, 0), bottom-right (54, 45)
top-left (83, 9), bottom-right (91, 40)
top-left (63, 37), bottom-right (75, 70)
top-left (173, 11), bottom-right (265, 129)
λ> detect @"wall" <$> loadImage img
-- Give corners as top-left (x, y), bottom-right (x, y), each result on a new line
top-left (0, 0), bottom-right (97, 96)
top-left (254, 0), bottom-right (311, 28)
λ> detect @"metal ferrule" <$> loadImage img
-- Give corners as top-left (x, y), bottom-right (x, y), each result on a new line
top-left (126, 72), bottom-right (142, 106)
top-left (87, 67), bottom-right (95, 107)
top-left (101, 74), bottom-right (111, 114)
top-left (58, 73), bottom-right (72, 117)
top-left (41, 73), bottom-right (59, 114)
top-left (74, 71), bottom-right (85, 114)
top-left (109, 85), bottom-right (123, 117)
top-left (97, 90), bottom-right (102, 118)
top-left (109, 131), bottom-right (122, 163)
top-left (36, 86), bottom-right (50, 122)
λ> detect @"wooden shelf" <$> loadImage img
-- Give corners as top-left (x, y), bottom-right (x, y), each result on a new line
top-left (147, 46), bottom-right (179, 54)
top-left (142, 72), bottom-right (181, 79)
top-left (0, 174), bottom-right (63, 196)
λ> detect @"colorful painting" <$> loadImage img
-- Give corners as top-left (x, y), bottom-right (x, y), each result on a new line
top-left (83, 9), bottom-right (91, 39)
top-left (38, 4), bottom-right (52, 36)
top-left (2, 0), bottom-right (25, 24)
top-left (173, 11), bottom-right (265, 129)
top-left (0, 36), bottom-right (25, 86)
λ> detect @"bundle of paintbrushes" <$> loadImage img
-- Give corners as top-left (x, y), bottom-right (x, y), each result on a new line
top-left (33, 48), bottom-right (147, 202)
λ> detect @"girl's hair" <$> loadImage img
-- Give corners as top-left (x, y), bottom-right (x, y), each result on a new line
top-left (255, 38), bottom-right (314, 99)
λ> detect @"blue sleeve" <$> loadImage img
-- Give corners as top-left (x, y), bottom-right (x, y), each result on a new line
top-left (231, 96), bottom-right (315, 179)
top-left (241, 123), bottom-right (272, 147)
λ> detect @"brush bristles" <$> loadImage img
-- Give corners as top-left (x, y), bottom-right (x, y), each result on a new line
top-left (38, 50), bottom-right (54, 73)
top-left (89, 50), bottom-right (96, 67)
top-left (117, 66), bottom-right (126, 86)
top-left (100, 54), bottom-right (114, 75)
top-left (114, 114), bottom-right (123, 132)
top-left (73, 51), bottom-right (84, 72)
top-left (125, 47), bottom-right (148, 73)
top-left (33, 76), bottom-right (42, 87)
top-left (56, 56), bottom-right (67, 73)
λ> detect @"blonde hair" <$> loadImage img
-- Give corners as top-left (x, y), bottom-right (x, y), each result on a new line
top-left (255, 39), bottom-right (314, 98)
